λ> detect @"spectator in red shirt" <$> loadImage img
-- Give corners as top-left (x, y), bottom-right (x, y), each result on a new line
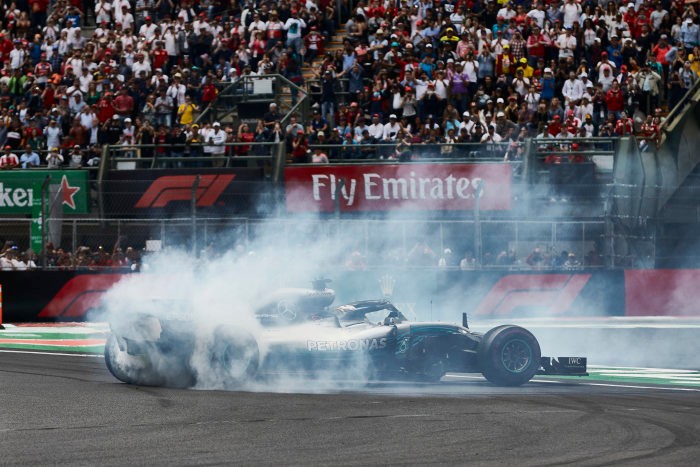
top-left (605, 81), bottom-right (625, 118)
top-left (151, 41), bottom-right (169, 72)
top-left (112, 88), bottom-right (134, 120)
top-left (97, 92), bottom-right (115, 123)
top-left (291, 130), bottom-right (309, 163)
top-left (0, 146), bottom-right (19, 169)
top-left (201, 76), bottom-right (218, 106)
top-left (615, 111), bottom-right (635, 136)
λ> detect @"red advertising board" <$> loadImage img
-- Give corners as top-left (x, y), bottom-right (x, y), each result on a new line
top-left (285, 163), bottom-right (512, 212)
top-left (625, 269), bottom-right (700, 316)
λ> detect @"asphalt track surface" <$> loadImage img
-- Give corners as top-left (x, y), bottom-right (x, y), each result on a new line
top-left (2, 351), bottom-right (700, 466)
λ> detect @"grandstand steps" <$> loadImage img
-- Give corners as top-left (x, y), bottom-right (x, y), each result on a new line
top-left (81, 26), bottom-right (95, 39)
top-left (301, 26), bottom-right (346, 81)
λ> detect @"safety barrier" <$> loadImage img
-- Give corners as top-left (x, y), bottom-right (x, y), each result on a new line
top-left (2, 268), bottom-right (700, 323)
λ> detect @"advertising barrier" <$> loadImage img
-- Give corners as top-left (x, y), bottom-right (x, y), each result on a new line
top-left (284, 163), bottom-right (513, 213)
top-left (104, 168), bottom-right (269, 217)
top-left (0, 269), bottom-right (615, 322)
top-left (2, 269), bottom-right (698, 323)
top-left (0, 170), bottom-right (89, 214)
top-left (624, 269), bottom-right (700, 316)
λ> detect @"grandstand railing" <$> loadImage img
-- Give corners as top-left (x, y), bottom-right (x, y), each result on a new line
top-left (658, 75), bottom-right (700, 140)
top-left (1, 217), bottom-right (616, 270)
top-left (209, 74), bottom-right (311, 126)
top-left (305, 142), bottom-right (512, 162)
top-left (102, 142), bottom-right (280, 171)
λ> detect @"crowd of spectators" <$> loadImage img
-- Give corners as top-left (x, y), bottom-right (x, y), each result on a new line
top-left (0, 239), bottom-right (142, 270)
top-left (0, 0), bottom-right (338, 168)
top-left (344, 241), bottom-right (605, 269)
top-left (300, 0), bottom-right (700, 161)
top-left (3, 235), bottom-right (609, 270)
top-left (0, 0), bottom-right (697, 168)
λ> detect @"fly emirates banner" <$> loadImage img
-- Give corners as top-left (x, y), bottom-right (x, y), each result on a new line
top-left (284, 163), bottom-right (512, 212)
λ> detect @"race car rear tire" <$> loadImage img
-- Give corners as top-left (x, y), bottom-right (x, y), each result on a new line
top-left (210, 328), bottom-right (259, 389)
top-left (477, 325), bottom-right (541, 387)
top-left (104, 334), bottom-right (195, 388)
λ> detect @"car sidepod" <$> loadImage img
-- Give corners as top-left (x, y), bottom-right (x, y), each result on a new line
top-left (398, 324), bottom-right (481, 381)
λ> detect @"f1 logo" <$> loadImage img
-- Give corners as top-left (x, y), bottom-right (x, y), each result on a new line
top-left (135, 174), bottom-right (235, 208)
top-left (475, 274), bottom-right (592, 317)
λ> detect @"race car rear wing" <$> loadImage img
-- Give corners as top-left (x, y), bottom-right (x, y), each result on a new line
top-left (538, 357), bottom-right (588, 376)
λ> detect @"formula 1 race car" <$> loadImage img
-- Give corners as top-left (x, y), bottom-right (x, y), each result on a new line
top-left (104, 280), bottom-right (587, 388)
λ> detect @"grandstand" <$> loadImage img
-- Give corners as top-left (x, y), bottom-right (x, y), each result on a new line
top-left (1, 0), bottom-right (700, 269)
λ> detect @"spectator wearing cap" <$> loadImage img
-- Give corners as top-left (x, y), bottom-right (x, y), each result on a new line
top-left (177, 95), bottom-right (198, 126)
top-left (9, 40), bottom-right (27, 71)
top-left (139, 14), bottom-right (158, 40)
top-left (383, 114), bottom-right (401, 141)
top-left (263, 103), bottom-right (282, 130)
top-left (652, 34), bottom-right (672, 76)
top-left (309, 109), bottom-right (329, 138)
top-left (320, 69), bottom-right (338, 124)
top-left (421, 83), bottom-right (442, 122)
top-left (34, 52), bottom-right (52, 85)
top-left (512, 67), bottom-right (530, 97)
top-left (680, 19), bottom-right (700, 53)
top-left (46, 146), bottom-right (64, 169)
top-left (284, 9), bottom-right (306, 54)
top-left (69, 91), bottom-right (87, 117)
top-left (43, 118), bottom-right (63, 149)
top-left (199, 122), bottom-right (225, 165)
top-left (304, 26), bottom-right (324, 65)
top-left (68, 145), bottom-right (83, 168)
top-left (636, 62), bottom-right (663, 116)
top-left (495, 44), bottom-right (515, 77)
top-left (556, 27), bottom-right (577, 61)
top-left (101, 115), bottom-right (124, 145)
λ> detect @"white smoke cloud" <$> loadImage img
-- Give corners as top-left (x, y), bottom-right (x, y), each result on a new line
top-left (98, 223), bottom-right (385, 393)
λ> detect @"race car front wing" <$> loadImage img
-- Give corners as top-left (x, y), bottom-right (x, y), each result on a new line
top-left (538, 357), bottom-right (589, 376)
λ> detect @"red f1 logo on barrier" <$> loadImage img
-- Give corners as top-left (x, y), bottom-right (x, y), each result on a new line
top-left (474, 274), bottom-right (592, 317)
top-left (38, 275), bottom-right (125, 319)
top-left (135, 174), bottom-right (236, 208)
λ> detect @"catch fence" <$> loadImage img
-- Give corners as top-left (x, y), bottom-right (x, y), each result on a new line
top-left (1, 217), bottom-right (613, 270)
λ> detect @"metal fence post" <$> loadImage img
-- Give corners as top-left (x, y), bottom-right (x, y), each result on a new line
top-left (473, 179), bottom-right (483, 267)
top-left (191, 175), bottom-right (200, 257)
top-left (40, 175), bottom-right (51, 268)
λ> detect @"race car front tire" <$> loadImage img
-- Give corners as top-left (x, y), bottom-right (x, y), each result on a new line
top-left (477, 325), bottom-right (541, 386)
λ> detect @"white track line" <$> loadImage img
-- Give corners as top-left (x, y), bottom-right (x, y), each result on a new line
top-left (0, 349), bottom-right (103, 358)
top-left (448, 373), bottom-right (700, 392)
top-left (535, 379), bottom-right (700, 392)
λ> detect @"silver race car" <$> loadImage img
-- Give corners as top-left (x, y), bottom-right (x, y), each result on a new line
top-left (105, 280), bottom-right (587, 388)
